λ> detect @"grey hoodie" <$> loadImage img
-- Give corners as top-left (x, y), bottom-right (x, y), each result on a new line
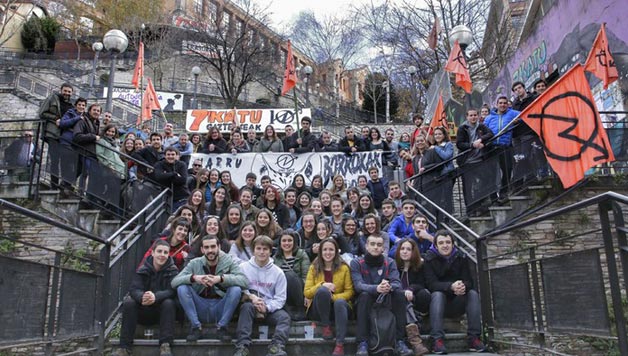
top-left (241, 256), bottom-right (287, 313)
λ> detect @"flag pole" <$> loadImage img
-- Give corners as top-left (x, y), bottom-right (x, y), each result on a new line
top-left (293, 88), bottom-right (300, 139)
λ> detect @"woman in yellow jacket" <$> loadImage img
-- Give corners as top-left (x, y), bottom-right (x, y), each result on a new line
top-left (304, 238), bottom-right (354, 356)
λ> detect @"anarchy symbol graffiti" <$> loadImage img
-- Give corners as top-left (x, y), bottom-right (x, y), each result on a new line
top-left (276, 154), bottom-right (296, 170)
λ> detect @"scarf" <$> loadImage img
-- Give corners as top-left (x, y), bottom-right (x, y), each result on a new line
top-left (364, 252), bottom-right (384, 267)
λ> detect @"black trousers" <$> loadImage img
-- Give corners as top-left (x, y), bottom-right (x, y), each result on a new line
top-left (119, 296), bottom-right (176, 348)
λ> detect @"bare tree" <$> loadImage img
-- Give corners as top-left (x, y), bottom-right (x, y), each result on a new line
top-left (0, 0), bottom-right (37, 48)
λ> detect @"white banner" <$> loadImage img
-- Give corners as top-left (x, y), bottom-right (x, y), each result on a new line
top-left (189, 151), bottom-right (382, 189)
top-left (103, 87), bottom-right (185, 111)
top-left (186, 108), bottom-right (311, 133)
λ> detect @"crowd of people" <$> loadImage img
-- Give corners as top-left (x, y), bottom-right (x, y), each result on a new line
top-left (32, 79), bottom-right (553, 356)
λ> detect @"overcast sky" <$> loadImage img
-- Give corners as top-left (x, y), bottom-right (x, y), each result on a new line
top-left (258, 0), bottom-right (359, 30)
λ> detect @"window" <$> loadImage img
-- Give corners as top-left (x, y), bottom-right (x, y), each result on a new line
top-left (194, 0), bottom-right (202, 14)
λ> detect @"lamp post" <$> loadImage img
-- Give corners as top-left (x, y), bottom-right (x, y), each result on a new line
top-left (383, 79), bottom-right (390, 123)
top-left (302, 65), bottom-right (313, 107)
top-left (449, 24), bottom-right (473, 54)
top-left (89, 42), bottom-right (103, 98)
top-left (191, 66), bottom-right (201, 109)
top-left (103, 29), bottom-right (129, 113)
top-left (407, 65), bottom-right (417, 114)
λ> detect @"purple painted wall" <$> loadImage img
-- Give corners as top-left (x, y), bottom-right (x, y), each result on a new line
top-left (484, 0), bottom-right (628, 106)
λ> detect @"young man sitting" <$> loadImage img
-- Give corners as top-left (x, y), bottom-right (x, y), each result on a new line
top-left (424, 231), bottom-right (486, 354)
top-left (234, 235), bottom-right (290, 356)
top-left (350, 234), bottom-right (413, 356)
top-left (171, 235), bottom-right (248, 342)
top-left (115, 240), bottom-right (178, 356)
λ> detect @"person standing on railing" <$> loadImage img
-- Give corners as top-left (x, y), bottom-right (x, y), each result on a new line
top-left (456, 109), bottom-right (495, 216)
top-left (153, 147), bottom-right (190, 213)
top-left (115, 239), bottom-right (178, 356)
top-left (424, 231), bottom-right (486, 354)
top-left (72, 103), bottom-right (101, 195)
top-left (484, 96), bottom-right (520, 202)
top-left (39, 82), bottom-right (74, 189)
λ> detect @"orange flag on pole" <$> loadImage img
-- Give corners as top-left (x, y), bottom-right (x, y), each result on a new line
top-left (281, 40), bottom-right (297, 96)
top-left (137, 78), bottom-right (160, 125)
top-left (428, 94), bottom-right (447, 136)
top-left (584, 23), bottom-right (618, 90)
top-left (132, 42), bottom-right (144, 90)
top-left (444, 40), bottom-right (472, 93)
top-left (519, 64), bottom-right (615, 188)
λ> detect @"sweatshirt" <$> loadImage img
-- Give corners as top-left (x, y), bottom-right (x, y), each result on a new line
top-left (241, 257), bottom-right (287, 313)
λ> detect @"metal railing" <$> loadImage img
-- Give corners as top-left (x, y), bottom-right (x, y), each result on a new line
top-left (477, 192), bottom-right (628, 355)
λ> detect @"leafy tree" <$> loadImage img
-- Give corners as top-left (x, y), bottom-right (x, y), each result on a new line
top-left (21, 15), bottom-right (59, 53)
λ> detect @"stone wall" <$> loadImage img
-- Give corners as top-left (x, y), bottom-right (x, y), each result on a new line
top-left (0, 93), bottom-right (40, 122)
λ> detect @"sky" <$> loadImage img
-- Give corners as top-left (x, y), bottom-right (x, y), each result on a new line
top-left (256, 0), bottom-right (360, 30)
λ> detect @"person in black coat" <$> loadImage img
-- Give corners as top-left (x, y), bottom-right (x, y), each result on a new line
top-left (132, 132), bottom-right (165, 179)
top-left (287, 116), bottom-right (317, 153)
top-left (72, 104), bottom-right (101, 192)
top-left (201, 127), bottom-right (228, 154)
top-left (338, 126), bottom-right (366, 153)
top-left (314, 130), bottom-right (339, 152)
top-left (116, 239), bottom-right (178, 355)
top-left (423, 231), bottom-right (486, 354)
top-left (153, 147), bottom-right (190, 212)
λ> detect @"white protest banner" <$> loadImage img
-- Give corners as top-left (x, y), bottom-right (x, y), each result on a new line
top-left (186, 108), bottom-right (311, 133)
top-left (103, 87), bottom-right (185, 111)
top-left (189, 151), bottom-right (382, 189)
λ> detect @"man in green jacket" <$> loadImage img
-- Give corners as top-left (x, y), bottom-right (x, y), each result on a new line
top-left (172, 235), bottom-right (248, 342)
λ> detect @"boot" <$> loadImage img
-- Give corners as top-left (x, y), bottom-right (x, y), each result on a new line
top-left (405, 323), bottom-right (429, 356)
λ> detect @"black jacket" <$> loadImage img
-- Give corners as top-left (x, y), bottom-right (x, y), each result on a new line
top-left (423, 249), bottom-right (474, 294)
top-left (287, 130), bottom-right (317, 153)
top-left (512, 93), bottom-right (537, 138)
top-left (455, 122), bottom-right (494, 165)
top-left (399, 267), bottom-right (429, 294)
top-left (338, 136), bottom-right (366, 153)
top-left (129, 255), bottom-right (179, 304)
top-left (264, 202), bottom-right (290, 229)
top-left (72, 116), bottom-right (100, 158)
top-left (314, 138), bottom-right (339, 152)
top-left (153, 160), bottom-right (190, 201)
top-left (132, 146), bottom-right (164, 168)
top-left (201, 138), bottom-right (228, 154)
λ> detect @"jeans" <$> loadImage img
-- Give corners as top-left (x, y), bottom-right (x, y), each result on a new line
top-left (429, 290), bottom-right (481, 340)
top-left (412, 289), bottom-right (432, 314)
top-left (355, 290), bottom-right (407, 343)
top-left (284, 271), bottom-right (305, 309)
top-left (308, 288), bottom-right (350, 343)
top-left (120, 296), bottom-right (175, 348)
top-left (235, 302), bottom-right (290, 347)
top-left (177, 285), bottom-right (241, 329)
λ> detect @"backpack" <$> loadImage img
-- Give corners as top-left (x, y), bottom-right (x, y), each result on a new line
top-left (368, 293), bottom-right (396, 356)
top-left (357, 258), bottom-right (396, 356)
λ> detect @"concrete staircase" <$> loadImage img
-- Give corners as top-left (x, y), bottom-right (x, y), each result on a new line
top-left (110, 319), bottom-right (498, 355)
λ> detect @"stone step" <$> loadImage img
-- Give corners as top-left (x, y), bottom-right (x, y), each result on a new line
top-left (0, 180), bottom-right (30, 198)
top-left (110, 332), bottom-right (484, 356)
top-left (97, 219), bottom-right (122, 240)
top-left (468, 216), bottom-right (494, 235)
top-left (507, 195), bottom-right (532, 217)
top-left (488, 206), bottom-right (514, 227)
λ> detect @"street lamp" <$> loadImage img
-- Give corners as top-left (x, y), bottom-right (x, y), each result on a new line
top-left (407, 65), bottom-right (418, 114)
top-left (191, 66), bottom-right (201, 109)
top-left (89, 41), bottom-right (103, 98)
top-left (103, 29), bottom-right (129, 112)
top-left (449, 24), bottom-right (473, 52)
top-left (302, 65), bottom-right (313, 107)
top-left (382, 79), bottom-right (390, 123)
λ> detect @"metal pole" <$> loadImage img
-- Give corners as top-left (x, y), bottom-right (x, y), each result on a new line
top-left (305, 76), bottom-right (310, 107)
top-left (193, 74), bottom-right (199, 109)
top-left (385, 79), bottom-right (390, 123)
top-left (89, 51), bottom-right (99, 98)
top-left (373, 83), bottom-right (378, 124)
top-left (410, 73), bottom-right (417, 114)
top-left (105, 53), bottom-right (117, 113)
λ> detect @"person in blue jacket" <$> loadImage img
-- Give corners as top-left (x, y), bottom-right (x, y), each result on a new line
top-left (484, 96), bottom-right (520, 199)
top-left (58, 97), bottom-right (86, 193)
top-left (388, 200), bottom-right (418, 256)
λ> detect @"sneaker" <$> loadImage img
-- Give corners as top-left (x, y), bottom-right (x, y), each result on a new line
top-left (186, 327), bottom-right (202, 342)
top-left (468, 336), bottom-right (487, 352)
top-left (396, 340), bottom-right (413, 356)
top-left (432, 338), bottom-right (447, 354)
top-left (356, 341), bottom-right (368, 356)
top-left (113, 348), bottom-right (131, 356)
top-left (321, 325), bottom-right (333, 340)
top-left (159, 343), bottom-right (173, 356)
top-left (332, 343), bottom-right (345, 356)
top-left (233, 345), bottom-right (250, 356)
top-left (266, 342), bottom-right (288, 356)
top-left (216, 326), bottom-right (232, 342)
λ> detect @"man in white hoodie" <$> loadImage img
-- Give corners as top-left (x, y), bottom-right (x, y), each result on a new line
top-left (234, 235), bottom-right (290, 356)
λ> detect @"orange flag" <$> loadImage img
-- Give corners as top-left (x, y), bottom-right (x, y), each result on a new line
top-left (444, 40), bottom-right (472, 93)
top-left (427, 16), bottom-right (440, 50)
top-left (281, 40), bottom-right (297, 96)
top-left (519, 64), bottom-right (615, 188)
top-left (428, 94), bottom-right (447, 136)
top-left (584, 23), bottom-right (618, 90)
top-left (132, 42), bottom-right (144, 90)
top-left (137, 78), bottom-right (160, 125)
